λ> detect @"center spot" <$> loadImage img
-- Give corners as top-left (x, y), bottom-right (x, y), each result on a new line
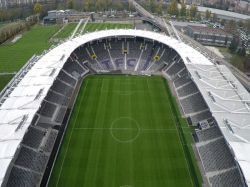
top-left (110, 117), bottom-right (140, 143)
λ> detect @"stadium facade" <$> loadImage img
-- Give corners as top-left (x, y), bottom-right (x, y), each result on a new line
top-left (0, 29), bottom-right (249, 186)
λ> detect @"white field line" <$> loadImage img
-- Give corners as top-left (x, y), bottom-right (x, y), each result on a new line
top-left (51, 24), bottom-right (67, 40)
top-left (0, 72), bottom-right (16, 75)
top-left (73, 127), bottom-right (190, 131)
top-left (55, 80), bottom-right (89, 187)
top-left (79, 17), bottom-right (90, 35)
top-left (70, 19), bottom-right (84, 39)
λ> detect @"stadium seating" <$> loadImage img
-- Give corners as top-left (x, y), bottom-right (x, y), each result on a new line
top-left (165, 59), bottom-right (185, 77)
top-left (63, 59), bottom-right (87, 78)
top-left (14, 146), bottom-right (49, 173)
top-left (174, 76), bottom-right (192, 89)
top-left (196, 126), bottom-right (222, 142)
top-left (45, 91), bottom-right (69, 106)
top-left (5, 167), bottom-right (42, 187)
top-left (197, 138), bottom-right (236, 172)
top-left (22, 127), bottom-right (46, 149)
top-left (209, 168), bottom-right (243, 187)
top-left (180, 93), bottom-right (208, 114)
top-left (38, 101), bottom-right (57, 118)
top-left (41, 129), bottom-right (58, 153)
top-left (177, 82), bottom-right (199, 98)
top-left (190, 110), bottom-right (212, 125)
top-left (55, 107), bottom-right (67, 123)
top-left (51, 80), bottom-right (73, 97)
top-left (57, 70), bottom-right (77, 87)
top-left (73, 38), bottom-right (179, 73)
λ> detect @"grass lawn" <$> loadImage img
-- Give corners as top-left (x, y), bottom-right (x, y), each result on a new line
top-left (83, 23), bottom-right (133, 33)
top-left (55, 23), bottom-right (77, 39)
top-left (230, 54), bottom-right (246, 72)
top-left (0, 23), bottom-right (132, 72)
top-left (218, 47), bottom-right (247, 72)
top-left (49, 75), bottom-right (201, 187)
top-left (54, 22), bottom-right (133, 39)
top-left (0, 74), bottom-right (13, 91)
top-left (0, 25), bottom-right (60, 72)
top-left (0, 23), bottom-right (133, 91)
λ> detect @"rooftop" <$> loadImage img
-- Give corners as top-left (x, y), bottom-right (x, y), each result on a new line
top-left (188, 25), bottom-right (232, 36)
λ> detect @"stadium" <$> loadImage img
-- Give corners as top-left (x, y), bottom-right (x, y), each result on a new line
top-left (0, 1), bottom-right (250, 185)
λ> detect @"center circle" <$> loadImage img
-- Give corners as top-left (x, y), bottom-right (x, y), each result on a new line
top-left (110, 117), bottom-right (140, 143)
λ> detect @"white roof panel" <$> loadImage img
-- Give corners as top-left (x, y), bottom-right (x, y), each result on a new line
top-left (186, 63), bottom-right (250, 185)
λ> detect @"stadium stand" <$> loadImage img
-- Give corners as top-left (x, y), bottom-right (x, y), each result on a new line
top-left (41, 130), bottom-right (58, 153)
top-left (22, 126), bottom-right (46, 149)
top-left (55, 107), bottom-right (67, 123)
top-left (57, 70), bottom-right (77, 87)
top-left (180, 93), bottom-right (208, 114)
top-left (51, 80), bottom-right (74, 97)
top-left (196, 126), bottom-right (222, 142)
top-left (189, 110), bottom-right (212, 125)
top-left (177, 82), bottom-right (199, 98)
top-left (38, 101), bottom-right (57, 118)
top-left (5, 167), bottom-right (42, 187)
top-left (0, 30), bottom-right (247, 187)
top-left (209, 168), bottom-right (243, 187)
top-left (14, 146), bottom-right (48, 173)
top-left (197, 138), bottom-right (236, 172)
top-left (45, 91), bottom-right (69, 106)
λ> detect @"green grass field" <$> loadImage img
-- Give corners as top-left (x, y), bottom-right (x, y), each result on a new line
top-left (0, 74), bottom-right (13, 91)
top-left (0, 23), bottom-right (132, 92)
top-left (55, 23), bottom-right (77, 39)
top-left (83, 23), bottom-right (133, 33)
top-left (49, 75), bottom-right (201, 187)
top-left (0, 25), bottom-right (60, 72)
top-left (55, 23), bottom-right (133, 39)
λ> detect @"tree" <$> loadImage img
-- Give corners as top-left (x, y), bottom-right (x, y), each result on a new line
top-left (205, 9), bottom-right (211, 20)
top-left (238, 20), bottom-right (244, 28)
top-left (237, 47), bottom-right (246, 56)
top-left (84, 0), bottom-right (93, 11)
top-left (180, 2), bottom-right (187, 17)
top-left (156, 0), bottom-right (163, 15)
top-left (212, 13), bottom-right (217, 22)
top-left (196, 12), bottom-right (201, 20)
top-left (148, 0), bottom-right (157, 13)
top-left (167, 0), bottom-right (179, 17)
top-left (189, 4), bottom-right (198, 20)
top-left (229, 36), bottom-right (239, 53)
top-left (244, 54), bottom-right (250, 70)
top-left (244, 19), bottom-right (250, 34)
top-left (67, 0), bottom-right (73, 9)
top-left (96, 0), bottom-right (105, 11)
top-left (225, 20), bottom-right (237, 35)
top-left (33, 3), bottom-right (43, 15)
top-left (220, 19), bottom-right (226, 26)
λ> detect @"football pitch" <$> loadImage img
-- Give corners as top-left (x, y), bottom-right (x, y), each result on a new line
top-left (49, 75), bottom-right (201, 187)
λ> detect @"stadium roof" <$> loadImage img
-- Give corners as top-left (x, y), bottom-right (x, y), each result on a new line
top-left (0, 29), bottom-right (249, 185)
top-left (186, 63), bottom-right (250, 185)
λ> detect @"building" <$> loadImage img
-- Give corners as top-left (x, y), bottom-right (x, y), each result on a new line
top-left (196, 6), bottom-right (250, 21)
top-left (43, 10), bottom-right (90, 24)
top-left (0, 29), bottom-right (249, 186)
top-left (187, 25), bottom-right (233, 46)
top-left (0, 0), bottom-right (59, 8)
